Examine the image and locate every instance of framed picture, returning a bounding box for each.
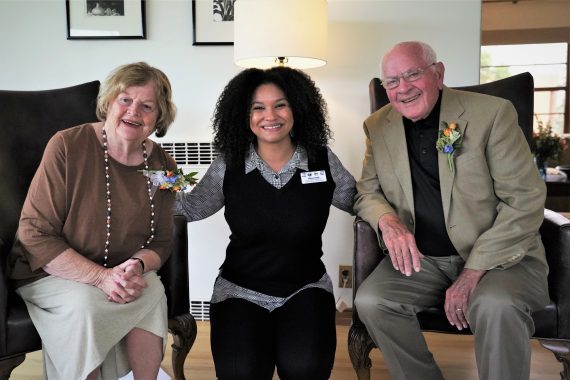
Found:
[66,0,146,40]
[192,0,234,46]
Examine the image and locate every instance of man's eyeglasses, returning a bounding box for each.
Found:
[381,63,437,90]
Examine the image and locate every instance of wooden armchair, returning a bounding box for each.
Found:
[348,73,570,379]
[0,82,196,379]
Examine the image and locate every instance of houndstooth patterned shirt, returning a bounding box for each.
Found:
[175,144,356,310]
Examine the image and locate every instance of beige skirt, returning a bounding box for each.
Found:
[16,272,168,380]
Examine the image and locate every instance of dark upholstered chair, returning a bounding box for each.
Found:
[349,73,570,379]
[0,82,196,380]
[368,72,535,147]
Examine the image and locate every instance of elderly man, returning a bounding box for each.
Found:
[354,41,549,380]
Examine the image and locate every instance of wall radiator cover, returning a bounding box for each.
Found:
[191,300,211,321]
[158,141,221,321]
[159,141,219,165]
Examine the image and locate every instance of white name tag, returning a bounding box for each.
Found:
[301,170,327,184]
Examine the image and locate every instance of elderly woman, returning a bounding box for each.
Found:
[9,62,177,379]
[176,66,356,380]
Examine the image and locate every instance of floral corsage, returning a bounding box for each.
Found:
[435,121,462,173]
[141,168,199,192]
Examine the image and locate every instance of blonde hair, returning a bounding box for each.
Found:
[96,62,176,137]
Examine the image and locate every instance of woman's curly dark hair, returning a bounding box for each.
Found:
[212,66,332,166]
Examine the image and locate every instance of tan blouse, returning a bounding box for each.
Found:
[9,124,176,287]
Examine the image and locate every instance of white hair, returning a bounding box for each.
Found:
[381,41,438,77]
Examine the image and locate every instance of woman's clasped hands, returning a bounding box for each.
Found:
[98,259,148,304]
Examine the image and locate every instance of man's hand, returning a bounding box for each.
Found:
[378,213,423,276]
[444,268,486,330]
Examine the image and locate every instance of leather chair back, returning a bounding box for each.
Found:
[369,72,534,147]
[0,81,100,254]
[0,81,100,357]
[158,215,190,319]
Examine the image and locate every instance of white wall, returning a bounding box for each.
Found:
[0,0,481,307]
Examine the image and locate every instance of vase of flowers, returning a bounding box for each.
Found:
[533,156,548,181]
[531,121,567,180]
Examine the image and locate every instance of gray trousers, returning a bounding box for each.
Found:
[354,255,549,380]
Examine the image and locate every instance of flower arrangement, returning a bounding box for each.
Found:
[436,121,463,173]
[532,121,567,164]
[141,168,199,192]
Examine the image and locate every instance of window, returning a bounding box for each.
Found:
[481,43,569,136]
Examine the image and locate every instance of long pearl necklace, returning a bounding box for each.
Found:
[102,127,155,267]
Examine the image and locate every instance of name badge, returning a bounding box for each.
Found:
[301,170,327,184]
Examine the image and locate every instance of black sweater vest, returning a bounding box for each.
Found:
[222,148,335,297]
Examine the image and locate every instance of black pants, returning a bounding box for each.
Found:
[210,287,336,380]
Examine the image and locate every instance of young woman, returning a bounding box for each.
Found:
[176,66,356,380]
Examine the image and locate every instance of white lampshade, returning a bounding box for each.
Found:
[234,0,328,69]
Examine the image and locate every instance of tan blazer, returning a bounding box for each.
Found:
[354,86,547,271]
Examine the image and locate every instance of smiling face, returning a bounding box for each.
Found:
[104,82,158,144]
[249,83,294,147]
[382,43,445,122]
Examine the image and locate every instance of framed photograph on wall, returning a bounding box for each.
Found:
[192,0,234,46]
[66,0,146,40]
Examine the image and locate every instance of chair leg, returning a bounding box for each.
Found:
[168,313,198,380]
[538,338,570,380]
[348,322,376,380]
[0,354,26,380]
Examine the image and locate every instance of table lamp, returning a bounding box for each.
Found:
[234,0,328,69]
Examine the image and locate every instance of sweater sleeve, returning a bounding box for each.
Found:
[327,147,356,215]
[18,132,72,271]
[175,156,226,222]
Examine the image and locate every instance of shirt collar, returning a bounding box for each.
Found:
[245,143,309,174]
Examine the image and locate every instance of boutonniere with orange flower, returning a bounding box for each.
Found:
[436,121,462,173]
[140,168,199,192]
